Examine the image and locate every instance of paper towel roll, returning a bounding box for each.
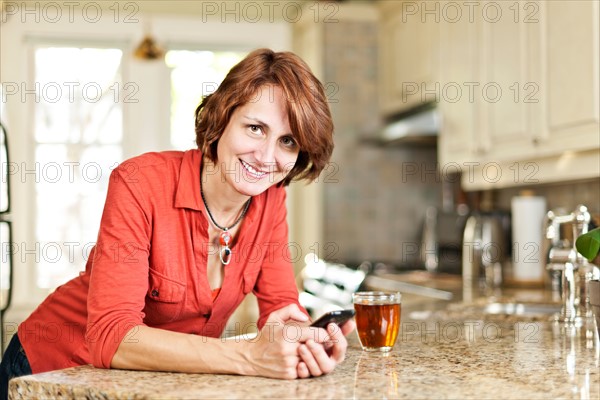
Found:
[511,195,547,282]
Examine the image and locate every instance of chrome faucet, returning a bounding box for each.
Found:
[572,205,600,321]
[544,209,576,303]
[545,205,600,325]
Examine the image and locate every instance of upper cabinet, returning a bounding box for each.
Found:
[476,0,539,163]
[435,0,599,189]
[536,1,600,156]
[378,1,440,116]
[437,4,479,166]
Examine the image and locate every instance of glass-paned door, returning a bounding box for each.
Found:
[33,46,124,289]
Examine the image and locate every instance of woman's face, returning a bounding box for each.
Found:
[216,85,300,197]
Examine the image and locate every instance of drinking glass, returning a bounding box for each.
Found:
[352,291,401,352]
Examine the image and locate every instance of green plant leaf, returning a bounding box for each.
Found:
[575,227,600,262]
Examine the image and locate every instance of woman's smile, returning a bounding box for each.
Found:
[239,159,268,179]
[214,84,300,198]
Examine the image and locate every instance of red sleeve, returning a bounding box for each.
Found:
[254,188,308,329]
[85,163,152,368]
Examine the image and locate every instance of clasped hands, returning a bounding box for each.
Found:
[244,303,355,379]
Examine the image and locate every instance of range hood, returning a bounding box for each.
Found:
[362,103,439,147]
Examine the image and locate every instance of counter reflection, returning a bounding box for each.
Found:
[353,352,399,400]
[552,319,600,399]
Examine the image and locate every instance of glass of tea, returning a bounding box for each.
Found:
[352,291,401,352]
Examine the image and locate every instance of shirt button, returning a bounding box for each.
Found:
[151,289,159,297]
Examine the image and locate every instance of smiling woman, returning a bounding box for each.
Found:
[0,48,351,399]
[208,85,300,199]
[195,48,334,186]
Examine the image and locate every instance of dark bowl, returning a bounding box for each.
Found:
[590,280,600,335]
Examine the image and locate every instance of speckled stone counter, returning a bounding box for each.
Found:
[9,307,600,400]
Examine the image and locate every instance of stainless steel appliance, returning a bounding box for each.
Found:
[420,173,470,275]
[379,104,439,146]
[362,102,439,147]
[462,210,511,289]
[421,206,468,274]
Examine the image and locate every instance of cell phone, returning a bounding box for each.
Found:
[310,309,355,329]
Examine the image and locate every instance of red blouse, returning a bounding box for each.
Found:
[18,150,304,373]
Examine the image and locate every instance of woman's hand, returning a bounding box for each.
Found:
[242,303,309,379]
[296,319,355,379]
[242,304,355,380]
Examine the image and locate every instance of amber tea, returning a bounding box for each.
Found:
[353,292,401,352]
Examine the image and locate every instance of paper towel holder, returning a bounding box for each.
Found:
[510,193,547,286]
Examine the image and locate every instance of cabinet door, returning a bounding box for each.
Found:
[438,14,479,167]
[478,1,539,163]
[379,2,439,115]
[536,0,600,155]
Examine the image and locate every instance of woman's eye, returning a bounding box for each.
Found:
[249,125,262,135]
[281,136,297,148]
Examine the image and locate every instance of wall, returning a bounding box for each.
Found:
[321,19,442,266]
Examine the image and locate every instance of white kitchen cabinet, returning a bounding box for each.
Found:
[437,8,480,168]
[534,1,600,156]
[378,1,440,116]
[477,1,539,163]
[437,0,600,189]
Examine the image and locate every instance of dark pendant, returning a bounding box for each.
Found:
[220,245,232,265]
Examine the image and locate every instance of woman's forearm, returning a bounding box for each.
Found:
[110,325,252,375]
[108,304,350,380]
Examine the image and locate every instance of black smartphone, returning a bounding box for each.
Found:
[310,309,355,329]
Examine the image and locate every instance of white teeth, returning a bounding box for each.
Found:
[241,160,267,178]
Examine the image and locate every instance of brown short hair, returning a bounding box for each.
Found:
[194,48,334,186]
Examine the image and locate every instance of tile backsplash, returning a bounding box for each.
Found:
[493,178,600,220]
[322,20,442,265]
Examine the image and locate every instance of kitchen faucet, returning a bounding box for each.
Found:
[545,205,600,325]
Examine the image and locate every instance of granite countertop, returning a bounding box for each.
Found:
[9,306,600,400]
